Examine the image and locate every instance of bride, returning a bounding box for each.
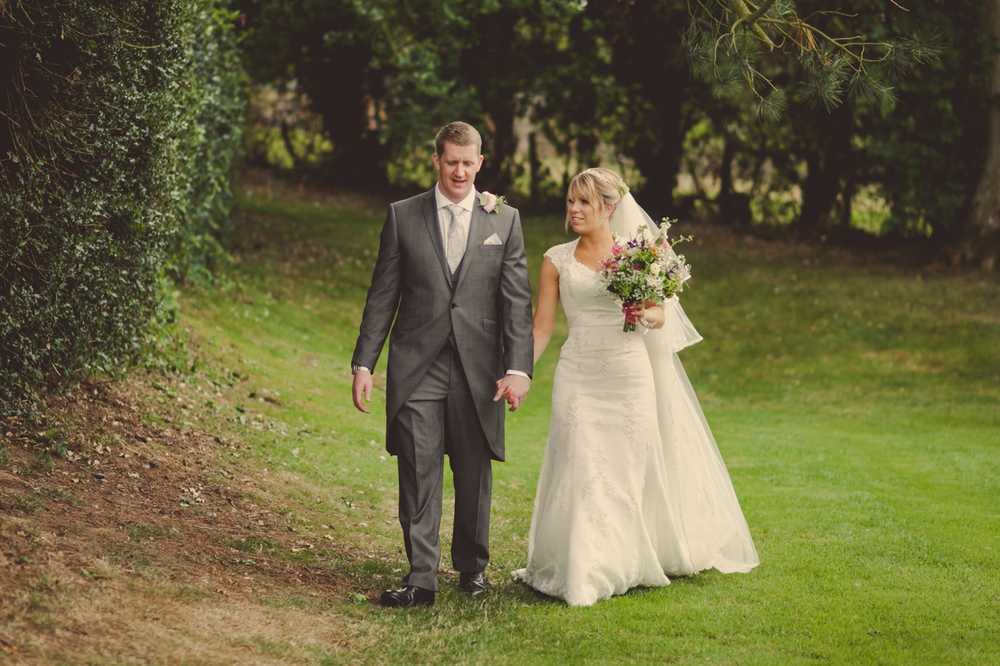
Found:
[511,167,759,607]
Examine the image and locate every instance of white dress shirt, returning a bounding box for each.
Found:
[434,185,475,253]
[433,184,529,382]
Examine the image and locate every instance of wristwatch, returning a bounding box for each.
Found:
[351,363,371,375]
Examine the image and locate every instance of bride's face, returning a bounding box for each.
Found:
[567,192,609,235]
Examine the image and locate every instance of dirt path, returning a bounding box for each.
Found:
[1,376,370,664]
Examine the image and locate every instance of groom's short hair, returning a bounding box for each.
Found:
[435,122,482,156]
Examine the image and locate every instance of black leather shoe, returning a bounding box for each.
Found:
[459,571,488,596]
[380,585,435,608]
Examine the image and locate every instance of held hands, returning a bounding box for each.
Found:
[352,368,374,414]
[356,368,529,414]
[494,374,530,412]
[623,302,665,330]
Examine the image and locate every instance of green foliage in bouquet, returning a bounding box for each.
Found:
[599,220,693,332]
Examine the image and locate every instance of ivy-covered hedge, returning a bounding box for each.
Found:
[0,1,244,414]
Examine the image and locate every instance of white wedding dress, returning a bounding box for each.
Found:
[512,238,759,607]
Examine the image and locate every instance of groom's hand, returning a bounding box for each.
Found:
[494,375,530,412]
[352,369,374,414]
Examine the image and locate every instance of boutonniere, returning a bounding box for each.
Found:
[478,191,507,213]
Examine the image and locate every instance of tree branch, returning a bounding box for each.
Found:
[745,0,778,24]
[727,0,775,49]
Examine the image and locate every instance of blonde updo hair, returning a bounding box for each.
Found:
[565,167,628,232]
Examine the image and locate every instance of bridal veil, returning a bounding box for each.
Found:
[611,192,759,574]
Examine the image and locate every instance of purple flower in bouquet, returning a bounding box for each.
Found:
[598,219,692,332]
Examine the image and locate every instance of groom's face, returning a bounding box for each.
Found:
[433,142,483,204]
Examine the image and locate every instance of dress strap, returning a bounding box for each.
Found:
[543,239,578,275]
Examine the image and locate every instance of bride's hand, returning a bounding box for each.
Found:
[495,376,529,411]
[623,302,664,330]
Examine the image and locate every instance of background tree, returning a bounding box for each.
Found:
[683,0,938,120]
[235,0,999,266]
[524,3,621,201]
[589,0,699,205]
[963,0,1000,268]
[236,0,581,193]
[684,0,998,266]
[853,0,990,247]
[236,0,392,188]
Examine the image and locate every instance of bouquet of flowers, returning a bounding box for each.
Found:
[598,219,692,332]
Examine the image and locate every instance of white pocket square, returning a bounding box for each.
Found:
[483,233,503,246]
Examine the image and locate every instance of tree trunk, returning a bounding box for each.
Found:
[590,0,692,213]
[962,0,1000,270]
[300,42,388,190]
[575,132,598,172]
[279,119,302,171]
[630,114,684,205]
[796,103,854,235]
[481,102,517,194]
[459,8,522,194]
[717,134,751,227]
[528,132,541,206]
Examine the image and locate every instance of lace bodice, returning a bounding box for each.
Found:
[545,239,703,354]
[544,239,625,331]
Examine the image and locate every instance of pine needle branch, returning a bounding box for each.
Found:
[680,0,933,120]
[726,0,776,49]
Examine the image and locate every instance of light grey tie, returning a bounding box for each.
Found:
[445,204,467,273]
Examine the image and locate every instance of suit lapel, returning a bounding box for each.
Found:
[453,192,493,293]
[420,188,452,284]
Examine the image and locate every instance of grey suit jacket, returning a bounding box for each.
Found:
[352,188,534,460]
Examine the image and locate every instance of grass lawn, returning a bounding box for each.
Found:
[4,187,996,665]
[170,189,998,665]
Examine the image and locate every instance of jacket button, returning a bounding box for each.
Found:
[451,303,458,309]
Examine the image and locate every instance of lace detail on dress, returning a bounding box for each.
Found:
[513,239,758,607]
[596,334,613,375]
[542,240,577,277]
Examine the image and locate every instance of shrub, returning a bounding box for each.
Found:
[167,4,245,282]
[0,1,244,414]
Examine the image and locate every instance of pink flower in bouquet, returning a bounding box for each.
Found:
[598,219,692,332]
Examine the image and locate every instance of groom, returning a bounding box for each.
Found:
[351,122,534,607]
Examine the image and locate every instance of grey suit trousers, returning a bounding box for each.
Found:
[390,341,492,591]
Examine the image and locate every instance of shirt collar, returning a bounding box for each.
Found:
[435,184,477,213]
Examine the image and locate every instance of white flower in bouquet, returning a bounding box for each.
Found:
[598,219,693,332]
